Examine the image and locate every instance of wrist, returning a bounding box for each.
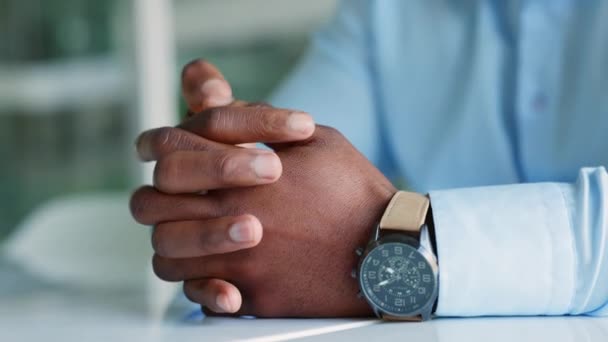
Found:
[342,186,397,316]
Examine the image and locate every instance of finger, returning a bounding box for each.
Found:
[184,279,242,313]
[152,253,228,282]
[135,126,232,162]
[237,103,275,149]
[130,186,221,225]
[238,103,267,148]
[152,215,263,258]
[153,149,281,194]
[235,103,272,149]
[268,124,342,151]
[179,106,315,144]
[186,99,254,118]
[181,59,233,113]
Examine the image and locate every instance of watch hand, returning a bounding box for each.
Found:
[378,279,390,287]
[378,276,400,287]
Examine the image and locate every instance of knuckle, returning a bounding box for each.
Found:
[199,197,225,220]
[151,127,180,155]
[256,110,283,135]
[152,254,180,282]
[202,107,228,134]
[129,186,156,224]
[319,125,341,138]
[197,225,216,255]
[312,125,344,146]
[153,153,181,193]
[216,152,241,182]
[151,224,169,256]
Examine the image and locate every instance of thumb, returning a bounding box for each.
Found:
[181,59,234,114]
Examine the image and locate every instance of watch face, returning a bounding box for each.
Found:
[359,242,437,316]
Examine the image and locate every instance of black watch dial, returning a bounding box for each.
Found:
[359,242,436,316]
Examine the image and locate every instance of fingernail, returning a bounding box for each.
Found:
[135,132,152,161]
[200,79,233,107]
[287,112,314,135]
[216,293,233,313]
[251,153,281,181]
[229,222,254,243]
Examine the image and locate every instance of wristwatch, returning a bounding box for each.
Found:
[354,191,439,321]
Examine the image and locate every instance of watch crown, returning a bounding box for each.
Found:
[351,268,357,279]
[355,247,364,256]
[357,291,364,299]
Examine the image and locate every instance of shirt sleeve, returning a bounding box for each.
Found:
[269,0,387,170]
[429,167,608,316]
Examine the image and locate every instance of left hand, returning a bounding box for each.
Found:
[135,122,397,317]
[133,59,320,315]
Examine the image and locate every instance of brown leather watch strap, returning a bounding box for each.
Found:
[379,191,429,234]
[377,191,431,322]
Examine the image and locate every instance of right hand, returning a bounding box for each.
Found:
[131,59,315,314]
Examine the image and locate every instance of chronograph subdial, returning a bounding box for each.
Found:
[377,257,421,296]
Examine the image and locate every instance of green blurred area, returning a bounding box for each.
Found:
[0,0,314,239]
[0,0,113,62]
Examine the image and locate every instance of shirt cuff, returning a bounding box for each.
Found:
[429,183,575,316]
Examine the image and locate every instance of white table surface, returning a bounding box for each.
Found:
[2,263,608,342]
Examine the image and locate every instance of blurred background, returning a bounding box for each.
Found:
[0,0,338,241]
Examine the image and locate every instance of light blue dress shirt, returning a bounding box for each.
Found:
[270,0,608,317]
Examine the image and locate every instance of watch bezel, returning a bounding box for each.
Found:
[357,227,439,319]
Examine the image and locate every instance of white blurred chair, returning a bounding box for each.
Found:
[1,192,151,290]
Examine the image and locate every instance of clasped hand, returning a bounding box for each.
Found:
[130,60,396,317]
